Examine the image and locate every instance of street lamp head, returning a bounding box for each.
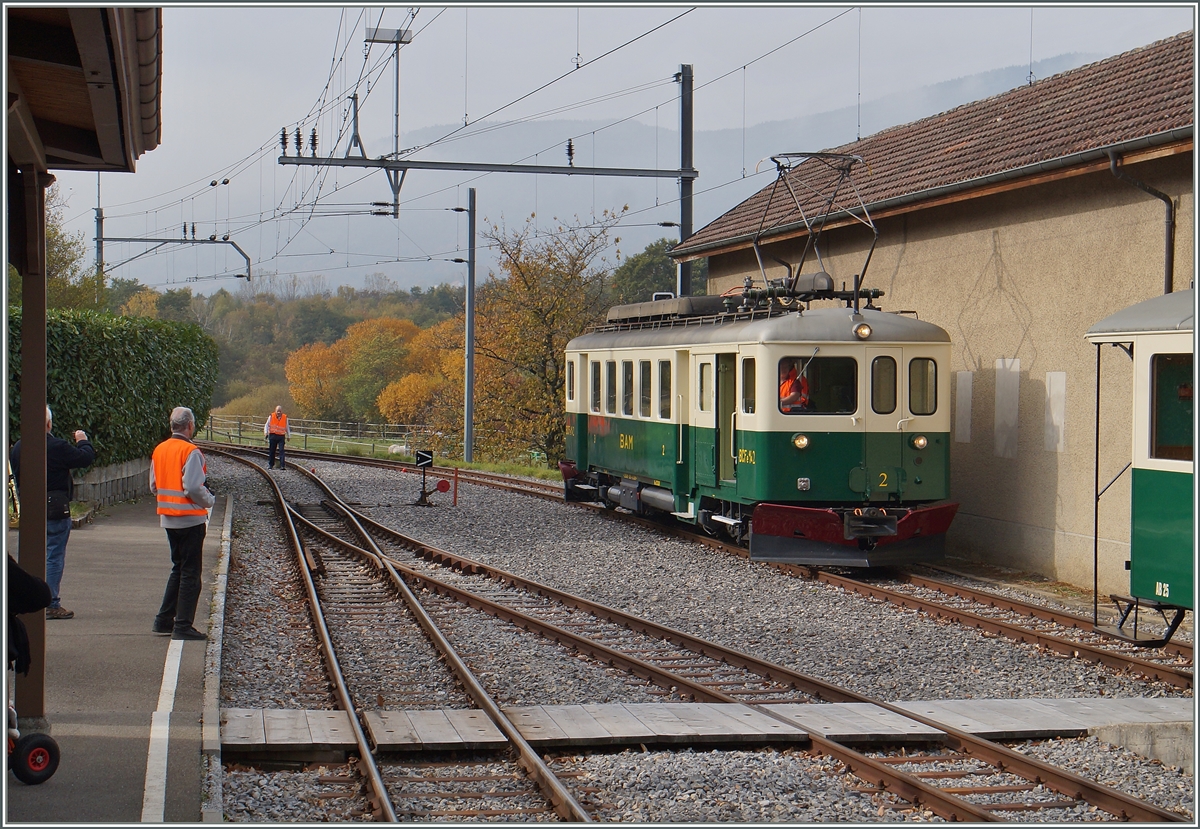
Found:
[365,27,413,44]
[658,221,679,227]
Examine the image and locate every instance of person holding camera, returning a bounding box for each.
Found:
[9,406,95,620]
[149,407,215,641]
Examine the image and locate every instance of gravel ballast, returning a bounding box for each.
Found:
[207,454,1193,822]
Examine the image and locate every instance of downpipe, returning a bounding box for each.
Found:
[1107,149,1175,294]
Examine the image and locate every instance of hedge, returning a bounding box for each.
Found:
[8,308,220,467]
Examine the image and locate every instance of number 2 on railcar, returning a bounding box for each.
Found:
[1086,288,1194,646]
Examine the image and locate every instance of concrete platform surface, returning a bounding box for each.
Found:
[6,495,225,823]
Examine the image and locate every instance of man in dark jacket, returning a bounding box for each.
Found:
[10,406,95,620]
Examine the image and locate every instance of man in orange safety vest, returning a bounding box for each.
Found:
[263,405,291,470]
[150,406,215,641]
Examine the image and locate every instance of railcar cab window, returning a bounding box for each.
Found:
[590,361,601,413]
[872,356,897,415]
[779,357,857,414]
[909,358,937,415]
[621,360,634,416]
[1152,353,1193,461]
[566,359,575,402]
[605,361,617,414]
[742,358,756,414]
[658,360,672,418]
[639,361,652,417]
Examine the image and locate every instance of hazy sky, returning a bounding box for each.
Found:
[52,4,1195,294]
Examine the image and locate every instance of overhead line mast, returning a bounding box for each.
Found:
[280,33,698,460]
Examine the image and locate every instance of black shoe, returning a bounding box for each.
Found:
[152,619,172,634]
[171,626,207,641]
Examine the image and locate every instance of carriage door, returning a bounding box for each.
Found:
[692,354,717,487]
[717,353,737,484]
[862,348,904,501]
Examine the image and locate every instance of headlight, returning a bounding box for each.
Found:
[852,322,872,340]
[792,434,810,450]
[910,435,928,450]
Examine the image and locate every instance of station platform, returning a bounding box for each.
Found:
[5,494,230,824]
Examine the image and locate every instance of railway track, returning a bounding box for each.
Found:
[213,445,1189,822]
[205,442,1193,688]
[219,447,591,821]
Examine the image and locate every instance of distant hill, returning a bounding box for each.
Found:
[350,52,1103,290]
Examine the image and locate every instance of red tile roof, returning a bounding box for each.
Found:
[674,30,1194,259]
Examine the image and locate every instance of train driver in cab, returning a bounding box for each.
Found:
[779,360,809,413]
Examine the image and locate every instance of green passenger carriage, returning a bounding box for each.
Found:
[561,286,959,568]
[1086,288,1194,646]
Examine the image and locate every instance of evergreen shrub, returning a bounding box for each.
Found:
[8,308,220,466]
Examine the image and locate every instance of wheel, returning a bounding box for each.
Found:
[11,733,59,784]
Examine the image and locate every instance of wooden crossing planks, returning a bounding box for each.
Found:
[223,697,1193,752]
[766,702,942,743]
[221,708,356,751]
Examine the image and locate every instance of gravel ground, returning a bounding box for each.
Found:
[207,454,1194,822]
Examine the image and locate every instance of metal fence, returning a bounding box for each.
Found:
[204,415,439,458]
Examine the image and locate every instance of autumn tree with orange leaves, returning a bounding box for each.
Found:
[376,213,621,462]
[470,210,622,462]
[286,316,421,421]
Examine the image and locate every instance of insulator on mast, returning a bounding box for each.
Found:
[280,128,288,156]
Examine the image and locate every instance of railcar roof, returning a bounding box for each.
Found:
[568,305,950,350]
[1085,289,1194,340]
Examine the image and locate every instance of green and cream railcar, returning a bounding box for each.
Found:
[1086,288,1193,645]
[562,294,959,567]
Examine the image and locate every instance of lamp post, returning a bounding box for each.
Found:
[451,188,476,462]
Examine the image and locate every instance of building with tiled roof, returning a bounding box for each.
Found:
[673,31,1194,593]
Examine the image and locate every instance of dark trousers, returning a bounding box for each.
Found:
[155,522,207,632]
[267,434,286,468]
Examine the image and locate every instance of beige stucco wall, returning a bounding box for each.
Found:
[705,154,1194,594]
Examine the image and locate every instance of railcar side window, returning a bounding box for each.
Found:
[566,359,575,402]
[872,357,897,415]
[1152,353,1193,461]
[658,360,672,418]
[742,358,756,413]
[605,361,617,414]
[590,361,601,412]
[621,361,634,416]
[639,361,652,417]
[779,357,857,414]
[699,362,712,412]
[909,358,937,415]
